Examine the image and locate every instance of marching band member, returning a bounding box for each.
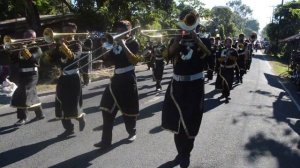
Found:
[216,37,238,103]
[234,34,248,84]
[246,32,257,71]
[161,9,211,168]
[150,38,166,91]
[80,38,93,86]
[45,22,86,137]
[94,20,141,149]
[11,29,45,126]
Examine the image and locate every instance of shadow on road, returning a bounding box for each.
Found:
[264,73,283,90]
[83,106,100,114]
[157,159,179,168]
[244,132,300,168]
[204,89,223,113]
[0,136,74,167]
[48,139,131,168]
[0,124,19,135]
[149,125,163,134]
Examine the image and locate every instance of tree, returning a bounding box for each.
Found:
[226,0,257,34]
[266,1,300,56]
[245,19,259,32]
[207,6,239,37]
[23,0,42,33]
[226,0,252,18]
[218,24,225,40]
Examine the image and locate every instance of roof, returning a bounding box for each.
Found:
[0,14,74,32]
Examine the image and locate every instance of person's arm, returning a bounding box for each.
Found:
[19,46,42,63]
[191,31,211,57]
[120,39,141,65]
[59,41,82,60]
[168,37,180,57]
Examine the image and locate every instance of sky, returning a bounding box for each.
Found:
[199,0,293,32]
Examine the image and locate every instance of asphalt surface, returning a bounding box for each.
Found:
[1,50,300,168]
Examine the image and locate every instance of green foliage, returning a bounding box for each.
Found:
[218,25,226,40]
[245,20,259,32]
[264,1,300,57]
[226,0,252,18]
[207,6,239,37]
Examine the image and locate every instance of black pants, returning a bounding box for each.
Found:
[207,69,213,80]
[246,57,252,70]
[101,108,136,144]
[17,106,43,119]
[174,126,195,157]
[62,119,74,131]
[156,80,162,89]
[235,66,245,81]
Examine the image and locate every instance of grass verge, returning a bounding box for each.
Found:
[263,54,290,80]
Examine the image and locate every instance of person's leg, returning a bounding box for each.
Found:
[156,80,162,90]
[15,108,28,126]
[123,115,137,141]
[174,127,195,168]
[33,105,45,120]
[76,113,86,131]
[57,119,75,137]
[94,108,118,148]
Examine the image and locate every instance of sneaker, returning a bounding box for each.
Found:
[94,141,112,149]
[128,134,136,142]
[57,130,74,138]
[15,119,28,126]
[78,113,86,131]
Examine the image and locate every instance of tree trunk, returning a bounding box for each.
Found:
[0,0,9,20]
[23,0,42,34]
[60,0,77,13]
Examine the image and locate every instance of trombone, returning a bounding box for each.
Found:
[1,28,97,52]
[62,26,141,73]
[140,29,206,38]
[1,35,45,51]
[43,28,91,43]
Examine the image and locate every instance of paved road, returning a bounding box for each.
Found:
[1,51,300,168]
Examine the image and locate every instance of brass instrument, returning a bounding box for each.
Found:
[178,9,199,31]
[62,26,141,72]
[141,29,203,38]
[141,11,204,39]
[1,35,44,51]
[237,42,245,50]
[43,28,91,43]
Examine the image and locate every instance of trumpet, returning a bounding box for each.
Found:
[62,26,141,72]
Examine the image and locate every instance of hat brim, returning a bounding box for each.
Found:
[177,19,199,31]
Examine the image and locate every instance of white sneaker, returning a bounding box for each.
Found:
[128,134,136,142]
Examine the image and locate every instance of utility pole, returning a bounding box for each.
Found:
[275,0,284,56]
